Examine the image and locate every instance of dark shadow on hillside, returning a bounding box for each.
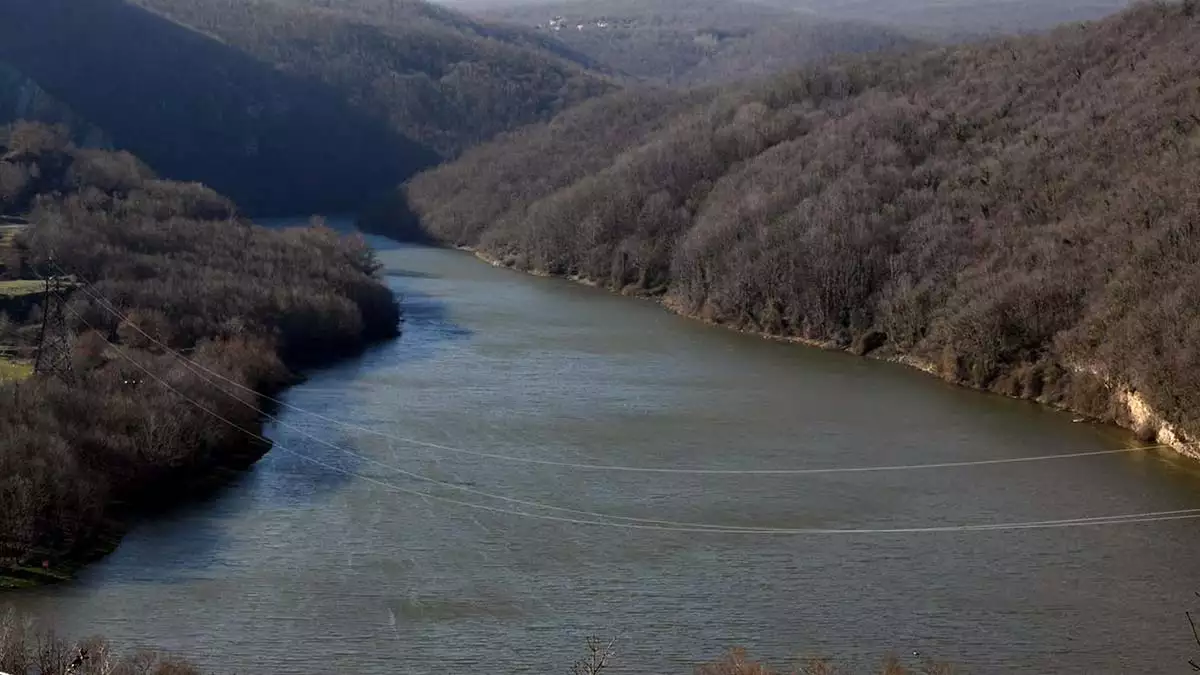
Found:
[356,186,438,244]
[0,0,439,217]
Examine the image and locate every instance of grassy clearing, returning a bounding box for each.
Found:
[0,224,27,251]
[0,356,33,381]
[0,565,72,589]
[0,278,42,297]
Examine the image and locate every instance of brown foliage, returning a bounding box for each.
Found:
[0,124,399,572]
[407,2,1200,440]
[128,0,614,159]
[0,608,204,675]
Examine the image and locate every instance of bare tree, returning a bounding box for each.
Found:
[572,636,617,675]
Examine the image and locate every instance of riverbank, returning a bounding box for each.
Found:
[0,340,399,590]
[13,240,1200,674]
[463,245,1196,462]
[402,2,1200,470]
[0,123,402,589]
[0,302,401,591]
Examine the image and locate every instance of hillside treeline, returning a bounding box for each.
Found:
[0,63,109,148]
[132,0,614,157]
[405,2,1200,443]
[484,0,918,85]
[0,122,399,576]
[0,0,611,216]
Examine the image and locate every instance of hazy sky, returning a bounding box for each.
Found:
[436,0,1135,36]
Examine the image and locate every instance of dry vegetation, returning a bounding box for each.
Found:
[0,122,400,582]
[130,0,614,158]
[404,1,1200,445]
[0,0,612,216]
[0,358,32,382]
[2,620,954,675]
[0,608,202,675]
[0,280,42,297]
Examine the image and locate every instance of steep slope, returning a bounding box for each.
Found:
[405,3,1200,450]
[133,0,615,156]
[267,0,609,69]
[0,0,612,215]
[0,63,110,148]
[482,0,919,84]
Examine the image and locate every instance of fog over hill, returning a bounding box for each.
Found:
[772,0,1137,38]
[444,0,1137,40]
[479,0,919,84]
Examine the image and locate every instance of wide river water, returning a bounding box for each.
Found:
[8,235,1200,673]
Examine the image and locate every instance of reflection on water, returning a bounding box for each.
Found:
[7,234,1200,674]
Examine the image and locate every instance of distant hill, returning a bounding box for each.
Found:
[0,63,111,148]
[481,0,919,84]
[404,3,1200,446]
[132,0,615,156]
[261,0,609,69]
[0,0,613,215]
[767,0,1136,39]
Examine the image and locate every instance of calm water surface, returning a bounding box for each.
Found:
[8,235,1200,673]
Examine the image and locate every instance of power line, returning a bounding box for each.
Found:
[53,287,1200,536]
[54,299,787,531]
[52,261,1184,476]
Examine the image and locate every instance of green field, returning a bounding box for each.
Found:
[0,279,43,297]
[0,564,73,589]
[0,223,27,247]
[0,357,33,381]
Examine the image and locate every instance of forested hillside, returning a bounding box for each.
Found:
[0,63,110,148]
[0,0,612,215]
[132,0,614,156]
[405,2,1200,447]
[0,122,399,583]
[483,0,918,84]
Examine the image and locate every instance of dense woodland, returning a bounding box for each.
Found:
[0,0,1196,668]
[0,0,612,215]
[0,0,1142,219]
[0,122,399,579]
[131,0,614,156]
[405,1,1200,445]
[0,64,109,148]
[483,0,918,85]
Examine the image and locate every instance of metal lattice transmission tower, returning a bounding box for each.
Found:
[34,267,75,382]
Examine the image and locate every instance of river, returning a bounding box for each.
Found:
[7,234,1200,673]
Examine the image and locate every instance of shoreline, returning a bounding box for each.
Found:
[460,245,1197,462]
[0,325,401,591]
